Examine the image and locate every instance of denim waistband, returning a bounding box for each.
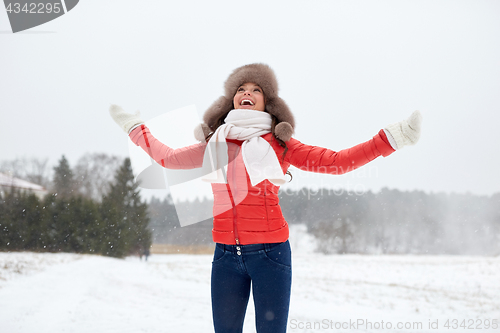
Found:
[216,241,286,254]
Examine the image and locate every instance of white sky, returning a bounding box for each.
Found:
[1,0,499,196]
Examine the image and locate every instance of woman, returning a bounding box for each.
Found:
[109,63,422,333]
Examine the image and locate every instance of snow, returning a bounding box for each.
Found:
[1,230,499,332]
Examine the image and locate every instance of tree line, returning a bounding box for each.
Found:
[2,155,499,256]
[0,155,151,258]
[147,188,500,256]
[283,188,500,255]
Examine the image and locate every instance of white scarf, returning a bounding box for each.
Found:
[202,109,288,186]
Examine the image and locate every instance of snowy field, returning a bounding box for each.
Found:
[1,230,499,333]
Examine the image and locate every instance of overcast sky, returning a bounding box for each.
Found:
[1,0,499,197]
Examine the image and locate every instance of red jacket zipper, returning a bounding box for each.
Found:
[228,146,241,245]
[264,184,269,231]
[226,183,239,245]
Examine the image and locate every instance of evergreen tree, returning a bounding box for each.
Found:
[0,190,43,251]
[0,194,8,248]
[0,189,19,249]
[42,194,77,252]
[19,193,44,250]
[38,193,103,253]
[52,155,77,199]
[73,197,105,254]
[100,158,151,257]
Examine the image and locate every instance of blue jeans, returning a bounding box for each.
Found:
[211,241,292,333]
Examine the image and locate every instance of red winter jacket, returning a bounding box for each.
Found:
[129,125,395,245]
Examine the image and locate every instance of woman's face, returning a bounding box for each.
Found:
[233,82,266,111]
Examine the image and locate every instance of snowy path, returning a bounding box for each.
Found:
[0,252,499,333]
[0,253,214,332]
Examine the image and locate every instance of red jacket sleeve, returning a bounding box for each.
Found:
[285,130,395,174]
[129,125,206,169]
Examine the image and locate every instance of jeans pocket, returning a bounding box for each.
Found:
[212,246,226,264]
[264,241,291,270]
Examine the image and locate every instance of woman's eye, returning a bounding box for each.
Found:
[254,89,261,92]
[238,88,244,92]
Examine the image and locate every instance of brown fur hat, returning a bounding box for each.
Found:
[194,63,295,142]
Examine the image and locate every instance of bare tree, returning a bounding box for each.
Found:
[0,157,52,189]
[74,153,123,201]
[25,157,51,188]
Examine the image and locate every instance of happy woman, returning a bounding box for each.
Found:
[109,63,422,333]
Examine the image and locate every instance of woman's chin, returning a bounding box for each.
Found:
[234,105,265,111]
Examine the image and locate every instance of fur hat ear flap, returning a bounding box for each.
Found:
[274,122,294,142]
[194,123,211,141]
[266,97,295,128]
[266,96,295,141]
[203,96,233,131]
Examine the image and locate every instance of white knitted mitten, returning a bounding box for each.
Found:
[384,110,423,150]
[109,104,144,134]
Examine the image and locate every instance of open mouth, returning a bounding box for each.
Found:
[240,99,254,106]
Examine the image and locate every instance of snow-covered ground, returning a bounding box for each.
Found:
[1,228,499,333]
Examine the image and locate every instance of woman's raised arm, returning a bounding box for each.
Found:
[285,130,395,174]
[285,110,422,174]
[129,125,206,169]
[109,104,206,170]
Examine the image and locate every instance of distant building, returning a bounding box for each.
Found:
[0,172,48,200]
